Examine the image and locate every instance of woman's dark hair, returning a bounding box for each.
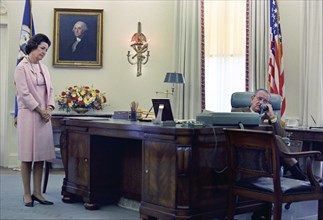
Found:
[25,33,51,54]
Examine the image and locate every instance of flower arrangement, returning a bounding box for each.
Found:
[56,85,107,113]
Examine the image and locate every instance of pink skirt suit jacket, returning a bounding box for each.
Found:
[14,58,55,162]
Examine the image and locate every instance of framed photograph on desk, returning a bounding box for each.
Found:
[152,99,174,121]
[53,8,103,68]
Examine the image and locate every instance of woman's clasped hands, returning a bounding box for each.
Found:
[35,106,52,122]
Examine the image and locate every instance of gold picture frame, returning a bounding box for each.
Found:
[53,8,103,68]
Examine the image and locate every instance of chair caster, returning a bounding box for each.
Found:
[284,202,291,210]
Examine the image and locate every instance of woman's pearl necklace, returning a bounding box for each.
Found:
[26,56,39,75]
[27,56,38,64]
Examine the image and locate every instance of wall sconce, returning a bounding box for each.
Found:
[127,22,150,77]
[156,72,185,98]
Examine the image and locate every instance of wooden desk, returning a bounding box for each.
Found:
[58,118,268,219]
[285,127,323,160]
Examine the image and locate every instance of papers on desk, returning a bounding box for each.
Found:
[285,119,299,127]
[66,117,109,121]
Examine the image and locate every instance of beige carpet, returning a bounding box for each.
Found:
[0,169,319,220]
[0,173,140,220]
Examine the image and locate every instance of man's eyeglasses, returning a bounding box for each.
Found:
[255,96,269,104]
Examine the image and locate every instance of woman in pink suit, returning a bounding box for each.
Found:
[14,33,55,207]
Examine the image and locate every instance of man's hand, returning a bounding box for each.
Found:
[264,103,277,122]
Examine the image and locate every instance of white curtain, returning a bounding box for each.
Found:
[173,0,201,119]
[247,0,270,91]
[299,1,323,127]
[205,57,245,112]
[205,1,245,57]
[204,0,246,112]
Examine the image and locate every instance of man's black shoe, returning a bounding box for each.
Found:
[289,162,307,181]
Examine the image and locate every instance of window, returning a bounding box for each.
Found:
[204,1,246,112]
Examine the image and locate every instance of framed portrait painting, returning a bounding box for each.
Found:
[53,8,103,68]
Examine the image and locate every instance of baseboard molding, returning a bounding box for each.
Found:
[7,153,19,168]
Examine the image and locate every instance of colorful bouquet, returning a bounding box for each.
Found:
[56,85,107,113]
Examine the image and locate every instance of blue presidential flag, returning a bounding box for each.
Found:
[14,0,35,126]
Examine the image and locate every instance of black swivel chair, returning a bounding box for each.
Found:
[231,91,282,121]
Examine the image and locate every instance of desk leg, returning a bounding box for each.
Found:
[84,202,100,210]
[61,178,77,203]
[60,129,67,178]
[61,191,76,203]
[61,178,100,210]
[140,214,158,220]
[60,130,73,203]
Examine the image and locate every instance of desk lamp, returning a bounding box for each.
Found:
[156,72,185,98]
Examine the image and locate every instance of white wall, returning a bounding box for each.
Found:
[1,0,306,167]
[1,0,176,167]
[7,0,176,112]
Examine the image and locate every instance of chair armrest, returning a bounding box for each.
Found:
[281,150,322,188]
[281,150,322,160]
[304,156,322,188]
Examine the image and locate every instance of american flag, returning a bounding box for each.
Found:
[14,0,35,127]
[268,0,286,122]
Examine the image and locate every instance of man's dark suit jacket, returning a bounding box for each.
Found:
[232,106,286,137]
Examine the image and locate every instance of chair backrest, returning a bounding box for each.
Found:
[231,92,282,119]
[223,128,282,182]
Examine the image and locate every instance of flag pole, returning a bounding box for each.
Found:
[267,0,286,126]
[14,0,35,127]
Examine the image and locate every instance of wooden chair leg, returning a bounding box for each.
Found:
[42,161,50,193]
[318,199,323,220]
[251,202,272,220]
[273,203,282,220]
[227,193,235,220]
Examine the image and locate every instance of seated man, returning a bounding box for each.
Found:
[232,88,306,180]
